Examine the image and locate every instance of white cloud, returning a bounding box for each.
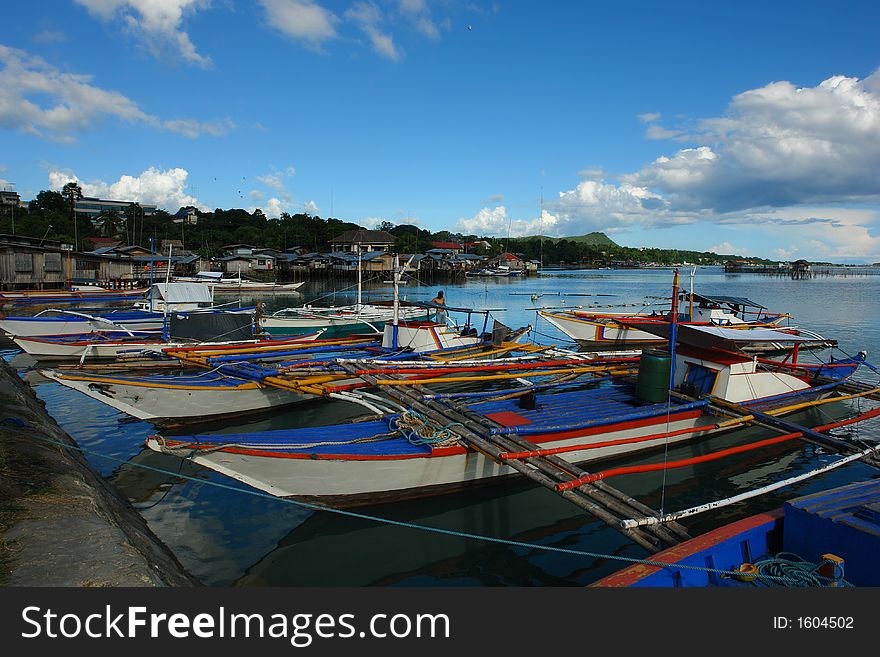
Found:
[630,70,880,212]
[455,206,559,237]
[303,200,319,215]
[256,165,296,192]
[249,189,265,203]
[0,45,148,142]
[708,241,748,255]
[75,0,212,67]
[0,45,233,141]
[638,112,661,123]
[162,117,235,138]
[264,197,285,218]
[33,30,67,44]
[645,124,683,140]
[48,166,206,211]
[397,0,441,41]
[260,0,338,50]
[346,2,401,61]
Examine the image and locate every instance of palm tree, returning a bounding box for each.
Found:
[61,182,83,250]
[124,202,141,245]
[97,209,124,238]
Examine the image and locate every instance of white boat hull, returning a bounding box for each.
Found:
[0,315,164,338]
[42,371,306,424]
[146,412,715,501]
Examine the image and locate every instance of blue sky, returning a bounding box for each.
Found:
[1,0,879,261]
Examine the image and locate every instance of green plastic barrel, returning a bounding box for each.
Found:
[635,349,672,403]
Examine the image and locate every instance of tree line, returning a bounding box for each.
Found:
[0,184,760,265]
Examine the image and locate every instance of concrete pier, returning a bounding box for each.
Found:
[0,358,196,586]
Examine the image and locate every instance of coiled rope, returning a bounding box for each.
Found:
[751,552,852,587]
[389,409,464,447]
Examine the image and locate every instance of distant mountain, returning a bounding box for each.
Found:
[538,232,618,247]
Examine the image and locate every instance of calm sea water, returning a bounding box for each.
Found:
[6,267,880,586]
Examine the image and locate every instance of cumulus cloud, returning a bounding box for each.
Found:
[0,45,233,141]
[48,166,206,211]
[260,0,338,51]
[303,200,319,215]
[629,71,880,212]
[456,206,559,238]
[251,166,297,216]
[483,70,880,260]
[708,241,749,255]
[346,2,401,61]
[256,165,296,193]
[75,0,212,67]
[0,45,148,142]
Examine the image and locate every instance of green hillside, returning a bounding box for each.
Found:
[541,232,618,247]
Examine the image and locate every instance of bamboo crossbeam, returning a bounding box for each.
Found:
[559,405,880,491]
[372,365,624,386]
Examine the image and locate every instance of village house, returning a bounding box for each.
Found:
[488,252,525,272]
[330,230,395,253]
[0,233,133,290]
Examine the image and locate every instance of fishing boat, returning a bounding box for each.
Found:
[12,315,324,361]
[174,271,305,294]
[41,368,312,425]
[466,265,521,278]
[539,291,833,353]
[146,319,876,504]
[41,314,534,423]
[591,478,880,587]
[0,308,166,338]
[258,302,429,338]
[0,283,253,340]
[0,287,150,306]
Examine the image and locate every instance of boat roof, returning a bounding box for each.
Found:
[688,292,765,309]
[153,282,213,303]
[620,321,826,352]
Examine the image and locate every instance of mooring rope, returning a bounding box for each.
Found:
[2,427,855,587]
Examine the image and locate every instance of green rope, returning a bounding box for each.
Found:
[390,409,465,446]
[751,552,852,587]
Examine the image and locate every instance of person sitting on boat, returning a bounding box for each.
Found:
[431,291,447,324]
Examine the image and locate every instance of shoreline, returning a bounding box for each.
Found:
[0,357,197,587]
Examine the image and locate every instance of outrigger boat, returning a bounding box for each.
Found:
[42,311,535,423]
[0,309,166,338]
[14,317,323,360]
[0,286,150,306]
[539,291,834,353]
[0,282,253,339]
[146,316,877,505]
[174,271,306,294]
[258,302,430,338]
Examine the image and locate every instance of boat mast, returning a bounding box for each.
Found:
[162,243,172,339]
[148,237,154,311]
[668,269,680,391]
[392,253,400,349]
[689,266,695,321]
[357,246,363,311]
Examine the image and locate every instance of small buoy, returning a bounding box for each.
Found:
[734,563,758,582]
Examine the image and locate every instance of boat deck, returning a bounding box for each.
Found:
[170,382,690,457]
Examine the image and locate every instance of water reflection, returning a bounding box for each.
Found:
[6,266,880,586]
